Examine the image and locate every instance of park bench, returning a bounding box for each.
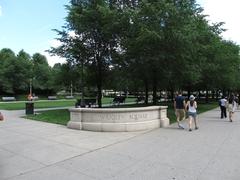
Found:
[136,96,145,104]
[65,96,74,99]
[75,98,97,108]
[48,96,57,100]
[2,97,16,101]
[32,96,39,100]
[112,96,126,105]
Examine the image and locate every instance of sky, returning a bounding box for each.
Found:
[0,0,69,66]
[0,0,239,66]
[197,0,240,44]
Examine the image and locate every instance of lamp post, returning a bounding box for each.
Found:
[80,60,85,107]
[29,79,32,96]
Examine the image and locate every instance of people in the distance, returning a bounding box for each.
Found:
[219,96,227,119]
[174,91,186,129]
[228,94,237,122]
[185,95,198,131]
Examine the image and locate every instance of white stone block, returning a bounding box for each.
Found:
[101,123,126,132]
[68,106,169,132]
[82,122,102,132]
[67,121,82,130]
[160,118,170,127]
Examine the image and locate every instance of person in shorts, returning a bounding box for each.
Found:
[228,94,237,122]
[186,95,198,131]
[174,91,186,129]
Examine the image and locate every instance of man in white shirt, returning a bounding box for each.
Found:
[219,96,227,118]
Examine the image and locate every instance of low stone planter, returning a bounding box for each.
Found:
[67,106,169,132]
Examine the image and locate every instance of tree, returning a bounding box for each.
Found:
[32,53,53,94]
[52,62,80,93]
[16,50,33,93]
[0,48,17,94]
[50,0,121,107]
[119,0,207,104]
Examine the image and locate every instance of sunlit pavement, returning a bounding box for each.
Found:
[0,107,240,180]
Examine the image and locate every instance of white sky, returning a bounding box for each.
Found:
[198,0,240,45]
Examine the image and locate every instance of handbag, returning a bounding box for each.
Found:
[0,113,4,121]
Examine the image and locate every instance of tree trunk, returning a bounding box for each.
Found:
[152,76,157,105]
[211,90,215,100]
[198,90,201,99]
[144,80,149,105]
[205,90,209,103]
[216,90,220,100]
[222,89,226,97]
[80,61,85,107]
[187,89,191,99]
[170,89,174,103]
[96,55,102,108]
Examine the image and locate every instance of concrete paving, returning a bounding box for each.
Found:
[0,107,240,180]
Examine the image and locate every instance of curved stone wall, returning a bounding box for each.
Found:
[67,106,169,132]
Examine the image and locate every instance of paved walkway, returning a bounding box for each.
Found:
[0,108,240,180]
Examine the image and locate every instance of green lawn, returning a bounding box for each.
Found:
[0,97,137,110]
[24,101,218,126]
[0,100,76,110]
[25,109,70,125]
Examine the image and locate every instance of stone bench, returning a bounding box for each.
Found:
[65,96,74,99]
[48,96,57,100]
[68,106,169,132]
[2,97,16,101]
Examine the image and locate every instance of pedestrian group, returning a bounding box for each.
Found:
[174,91,238,132]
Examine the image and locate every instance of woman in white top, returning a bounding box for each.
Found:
[185,95,198,131]
[228,94,237,122]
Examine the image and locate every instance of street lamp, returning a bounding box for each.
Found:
[29,79,32,96]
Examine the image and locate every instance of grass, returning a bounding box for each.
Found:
[24,101,218,126]
[0,97,137,110]
[0,100,76,110]
[25,109,70,126]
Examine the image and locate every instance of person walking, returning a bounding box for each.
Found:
[186,95,198,131]
[219,96,227,119]
[228,94,237,122]
[174,91,186,129]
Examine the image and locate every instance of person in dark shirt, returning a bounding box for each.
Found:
[174,91,186,129]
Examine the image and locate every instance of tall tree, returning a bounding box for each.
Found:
[0,49,17,94]
[32,53,53,94]
[16,50,33,93]
[50,0,121,107]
